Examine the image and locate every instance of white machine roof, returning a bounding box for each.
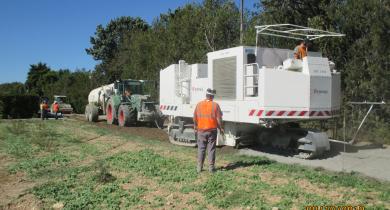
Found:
[255,24,345,41]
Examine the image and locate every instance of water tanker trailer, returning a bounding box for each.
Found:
[159,24,344,158]
[85,79,160,126]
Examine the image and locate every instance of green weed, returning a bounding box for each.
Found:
[196,171,270,209]
[107,149,198,183]
[122,186,147,208]
[8,152,72,177]
[93,160,116,183]
[1,135,39,158]
[33,173,148,210]
[152,195,166,207]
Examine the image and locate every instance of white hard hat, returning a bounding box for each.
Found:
[206,88,216,96]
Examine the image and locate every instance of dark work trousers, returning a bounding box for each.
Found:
[41,110,48,120]
[197,129,217,167]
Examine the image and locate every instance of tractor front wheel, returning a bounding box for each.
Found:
[118,105,135,127]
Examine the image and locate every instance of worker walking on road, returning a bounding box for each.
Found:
[40,100,49,120]
[294,40,307,60]
[52,101,60,120]
[193,88,223,173]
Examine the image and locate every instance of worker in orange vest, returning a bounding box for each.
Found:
[52,101,60,120]
[40,100,49,120]
[193,88,223,173]
[294,40,308,60]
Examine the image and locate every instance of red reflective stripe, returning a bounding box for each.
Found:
[299,111,307,116]
[277,111,285,116]
[324,111,330,116]
[257,110,263,116]
[310,111,316,116]
[249,109,256,116]
[317,111,324,116]
[266,111,274,116]
[160,105,163,110]
[288,111,296,116]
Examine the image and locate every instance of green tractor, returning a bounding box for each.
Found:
[85,79,161,127]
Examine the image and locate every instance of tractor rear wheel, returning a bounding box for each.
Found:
[89,104,99,122]
[106,99,117,125]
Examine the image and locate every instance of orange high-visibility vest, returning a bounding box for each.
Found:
[53,103,59,112]
[40,103,48,110]
[194,100,222,131]
[295,45,307,59]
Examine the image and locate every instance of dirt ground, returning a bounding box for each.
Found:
[70,114,168,141]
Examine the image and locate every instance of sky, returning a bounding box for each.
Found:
[0,0,257,84]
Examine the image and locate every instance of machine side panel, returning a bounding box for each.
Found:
[212,56,237,100]
[331,73,341,113]
[260,69,309,109]
[190,64,210,105]
[208,47,244,101]
[160,65,180,116]
[309,76,332,109]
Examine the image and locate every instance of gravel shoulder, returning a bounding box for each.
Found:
[239,141,390,181]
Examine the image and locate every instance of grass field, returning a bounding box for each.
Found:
[0,119,389,209]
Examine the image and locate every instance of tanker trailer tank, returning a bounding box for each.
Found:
[85,84,114,122]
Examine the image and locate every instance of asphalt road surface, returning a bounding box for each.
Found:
[239,141,390,182]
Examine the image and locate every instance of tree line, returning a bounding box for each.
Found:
[0,0,388,141]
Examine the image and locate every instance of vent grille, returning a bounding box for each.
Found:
[213,56,236,99]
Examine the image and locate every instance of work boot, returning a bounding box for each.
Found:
[209,165,216,173]
[197,164,203,173]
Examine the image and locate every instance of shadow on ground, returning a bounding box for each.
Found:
[219,159,274,171]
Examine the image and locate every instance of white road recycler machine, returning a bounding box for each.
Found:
[159,24,344,158]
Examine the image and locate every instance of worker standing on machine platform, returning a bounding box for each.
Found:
[193,88,224,173]
[52,101,59,120]
[294,40,307,60]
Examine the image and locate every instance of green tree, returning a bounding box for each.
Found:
[0,82,26,95]
[25,62,52,96]
[201,0,240,51]
[86,17,149,82]
[101,0,242,88]
[86,16,149,62]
